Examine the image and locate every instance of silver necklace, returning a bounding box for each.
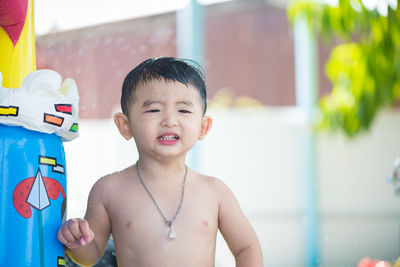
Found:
[135,160,187,240]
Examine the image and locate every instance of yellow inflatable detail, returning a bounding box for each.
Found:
[0,0,36,89]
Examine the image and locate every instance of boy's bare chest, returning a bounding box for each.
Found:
[105,180,219,265]
[108,183,218,234]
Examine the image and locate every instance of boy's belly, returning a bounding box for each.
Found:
[111,219,218,267]
[114,242,216,267]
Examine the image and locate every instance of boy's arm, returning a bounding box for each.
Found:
[216,179,263,267]
[58,177,111,266]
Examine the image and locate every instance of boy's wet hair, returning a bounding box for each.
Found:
[121,57,207,116]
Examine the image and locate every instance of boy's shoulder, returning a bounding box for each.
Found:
[90,165,135,193]
[189,169,231,195]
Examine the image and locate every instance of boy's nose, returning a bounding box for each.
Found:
[161,112,178,127]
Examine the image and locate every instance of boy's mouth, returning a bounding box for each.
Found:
[158,134,179,141]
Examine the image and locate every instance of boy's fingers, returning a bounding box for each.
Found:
[57,218,92,248]
[60,222,77,243]
[67,218,83,240]
[57,227,70,245]
[78,219,94,245]
[58,224,80,248]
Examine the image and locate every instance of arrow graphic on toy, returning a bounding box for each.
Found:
[13,156,66,219]
[26,169,50,210]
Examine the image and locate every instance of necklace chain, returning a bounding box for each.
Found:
[135,160,187,229]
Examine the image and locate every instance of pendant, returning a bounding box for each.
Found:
[167,225,176,240]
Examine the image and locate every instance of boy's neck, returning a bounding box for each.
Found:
[136,156,187,183]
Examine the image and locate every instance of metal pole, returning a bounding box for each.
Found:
[293,13,320,267]
[176,0,204,64]
[176,0,205,171]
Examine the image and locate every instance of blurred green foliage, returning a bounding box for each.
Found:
[287,0,400,137]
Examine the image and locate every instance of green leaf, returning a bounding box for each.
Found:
[287,0,400,137]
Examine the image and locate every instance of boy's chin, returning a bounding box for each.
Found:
[151,147,191,159]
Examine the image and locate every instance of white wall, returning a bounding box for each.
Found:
[316,110,400,266]
[64,107,400,267]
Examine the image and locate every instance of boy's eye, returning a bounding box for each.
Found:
[179,110,191,114]
[145,109,160,113]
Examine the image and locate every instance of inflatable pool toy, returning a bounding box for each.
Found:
[0,0,79,266]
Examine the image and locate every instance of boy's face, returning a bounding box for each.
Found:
[115,79,212,160]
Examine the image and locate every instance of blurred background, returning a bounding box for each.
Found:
[34,0,400,266]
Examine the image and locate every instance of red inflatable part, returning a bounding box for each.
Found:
[13,176,66,219]
[0,0,28,45]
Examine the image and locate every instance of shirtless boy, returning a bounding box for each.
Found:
[57,57,263,266]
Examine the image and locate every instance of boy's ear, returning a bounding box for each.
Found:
[114,112,133,140]
[198,116,212,140]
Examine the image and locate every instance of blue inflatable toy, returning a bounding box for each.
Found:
[0,125,67,266]
[0,67,79,267]
[0,1,79,265]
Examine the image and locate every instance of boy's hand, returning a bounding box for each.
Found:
[57,218,95,249]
